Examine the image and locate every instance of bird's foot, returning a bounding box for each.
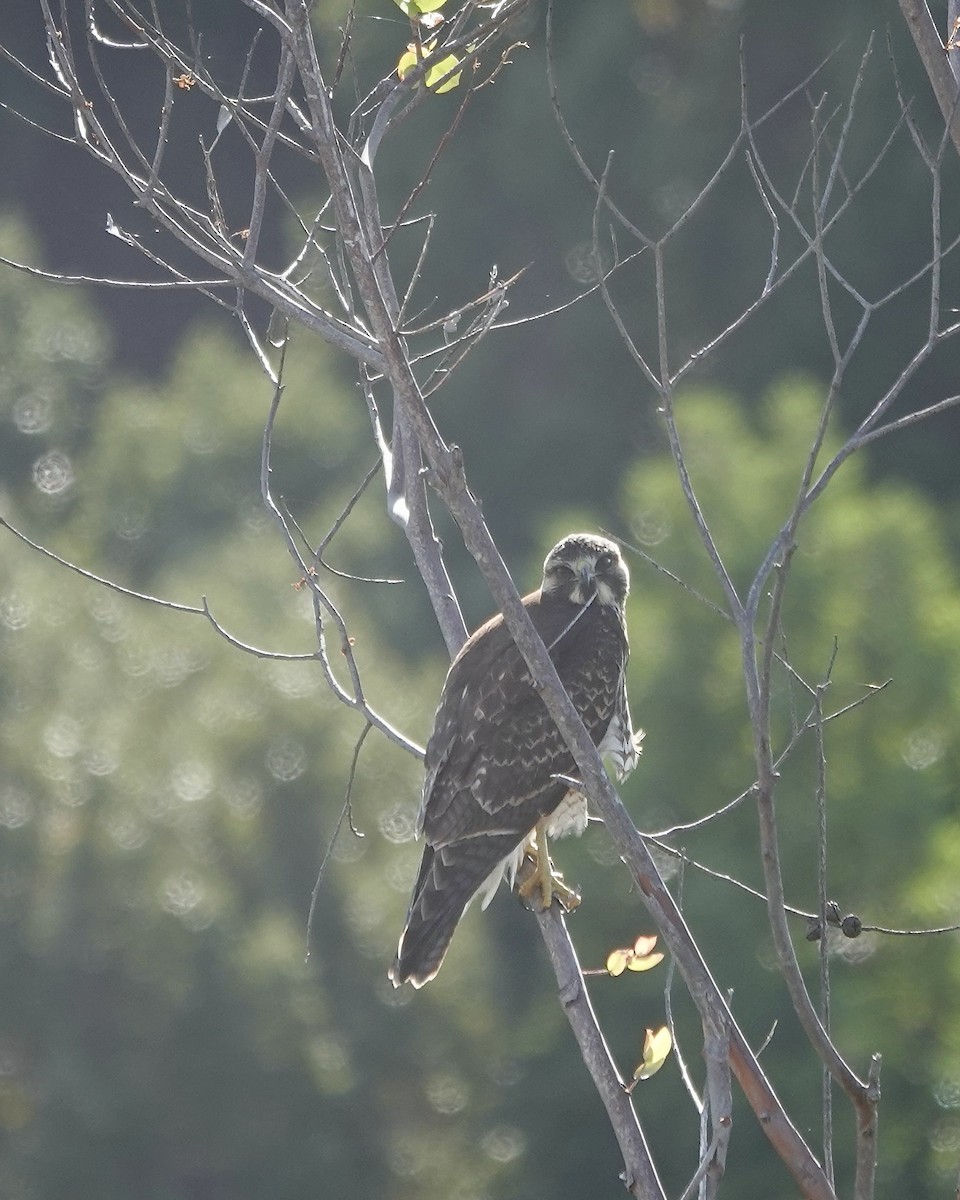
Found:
[516,845,581,913]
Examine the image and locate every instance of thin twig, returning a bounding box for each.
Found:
[0,515,204,614]
[305,722,370,959]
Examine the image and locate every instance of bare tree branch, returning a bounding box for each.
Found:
[897,0,960,156]
[537,908,667,1200]
[6,6,960,1197]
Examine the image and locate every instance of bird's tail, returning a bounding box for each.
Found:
[389,832,521,988]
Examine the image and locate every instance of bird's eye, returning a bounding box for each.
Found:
[552,563,575,578]
[595,551,615,571]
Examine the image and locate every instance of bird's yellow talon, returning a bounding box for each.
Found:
[516,820,581,912]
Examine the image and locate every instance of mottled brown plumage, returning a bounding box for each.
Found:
[389,534,641,988]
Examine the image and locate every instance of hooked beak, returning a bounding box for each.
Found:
[578,563,597,600]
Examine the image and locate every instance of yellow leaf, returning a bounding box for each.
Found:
[633,1026,672,1081]
[606,948,630,977]
[627,951,665,972]
[397,45,420,81]
[603,934,663,977]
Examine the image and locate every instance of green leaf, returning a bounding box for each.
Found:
[392,0,449,14]
[397,43,462,94]
[424,54,461,93]
[396,46,420,81]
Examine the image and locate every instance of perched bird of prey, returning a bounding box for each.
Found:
[389,532,641,988]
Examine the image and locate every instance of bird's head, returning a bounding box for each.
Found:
[541,533,629,608]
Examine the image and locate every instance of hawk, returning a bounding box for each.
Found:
[389,532,641,988]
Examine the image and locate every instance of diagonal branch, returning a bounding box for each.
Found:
[897,0,960,157]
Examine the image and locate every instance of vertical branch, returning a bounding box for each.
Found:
[699,1024,732,1199]
[751,684,869,1113]
[928,131,945,339]
[283,0,467,654]
[855,1057,882,1200]
[814,684,834,1190]
[651,245,743,626]
[243,45,297,267]
[810,98,842,370]
[355,87,471,656]
[397,428,469,657]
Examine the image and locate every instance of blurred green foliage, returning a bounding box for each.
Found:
[3,214,960,1198]
[1,2,960,1199]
